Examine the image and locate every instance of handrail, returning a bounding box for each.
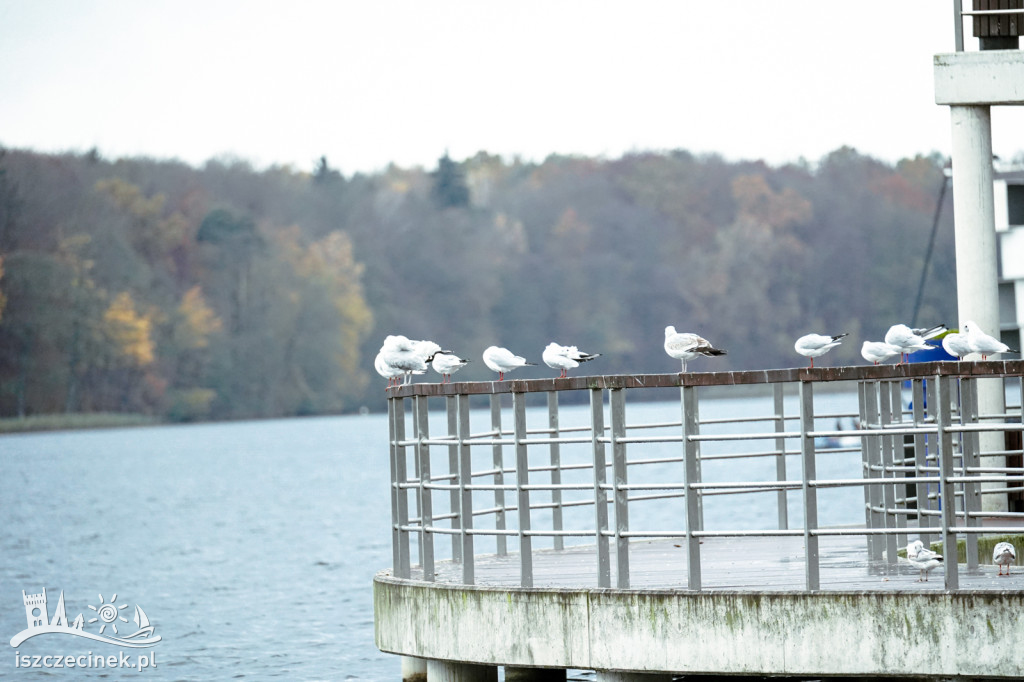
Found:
[387,362,1024,592]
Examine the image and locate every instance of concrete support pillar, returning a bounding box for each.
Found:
[949,104,1008,512]
[426,659,498,682]
[402,656,428,682]
[504,667,567,681]
[595,673,673,682]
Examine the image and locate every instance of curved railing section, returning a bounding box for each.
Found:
[386,361,1024,591]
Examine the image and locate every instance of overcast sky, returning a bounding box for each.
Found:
[2,1,1022,175]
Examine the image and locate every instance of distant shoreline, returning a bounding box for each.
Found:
[0,413,160,435]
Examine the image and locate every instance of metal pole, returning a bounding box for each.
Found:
[415,395,434,581]
[490,395,507,556]
[954,0,964,52]
[960,378,981,569]
[773,383,789,530]
[681,384,702,591]
[800,380,820,591]
[548,391,565,551]
[513,391,533,587]
[610,388,630,589]
[863,382,884,561]
[393,397,411,579]
[879,382,899,564]
[457,393,475,584]
[911,379,933,545]
[936,375,960,590]
[388,397,402,575]
[446,396,462,563]
[890,381,908,555]
[591,388,611,588]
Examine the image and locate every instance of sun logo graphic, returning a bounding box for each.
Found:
[10,588,161,648]
[88,594,129,635]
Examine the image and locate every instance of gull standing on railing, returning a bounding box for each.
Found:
[431,352,470,383]
[860,340,902,365]
[963,321,1017,360]
[794,332,847,368]
[483,345,536,381]
[380,335,450,385]
[542,342,601,378]
[663,326,727,373]
[884,323,945,363]
[940,329,972,360]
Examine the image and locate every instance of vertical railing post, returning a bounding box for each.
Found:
[863,381,884,561]
[590,388,611,588]
[610,388,630,589]
[513,391,533,587]
[936,374,960,590]
[392,397,411,579]
[800,379,820,591]
[446,396,462,563]
[388,397,401,575]
[773,383,789,530]
[911,379,933,546]
[878,382,898,564]
[490,395,507,556]
[414,395,434,581]
[681,384,702,591]
[457,393,475,584]
[960,377,981,569]
[890,381,909,552]
[858,380,874,557]
[547,391,564,551]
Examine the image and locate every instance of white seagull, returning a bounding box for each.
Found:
[482,346,536,381]
[993,541,1016,576]
[374,351,408,388]
[963,320,1017,360]
[663,326,727,373]
[861,340,902,365]
[906,539,943,582]
[380,336,450,385]
[542,343,601,378]
[794,332,847,368]
[940,330,972,361]
[431,352,470,383]
[884,323,944,363]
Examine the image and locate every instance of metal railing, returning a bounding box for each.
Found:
[954,0,1024,51]
[386,361,1024,591]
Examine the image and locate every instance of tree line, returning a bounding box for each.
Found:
[0,145,957,421]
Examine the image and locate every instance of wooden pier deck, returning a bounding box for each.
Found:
[420,534,1023,592]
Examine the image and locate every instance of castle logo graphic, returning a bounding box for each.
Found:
[10,588,161,649]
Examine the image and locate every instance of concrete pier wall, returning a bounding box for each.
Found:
[375,572,1024,678]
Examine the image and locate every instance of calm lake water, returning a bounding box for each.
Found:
[0,391,865,680]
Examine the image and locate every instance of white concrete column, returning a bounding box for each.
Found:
[426,659,498,682]
[949,104,1007,512]
[402,656,428,682]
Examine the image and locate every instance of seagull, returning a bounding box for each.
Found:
[861,340,902,365]
[482,346,536,381]
[884,324,943,363]
[374,351,407,388]
[963,320,1017,360]
[993,541,1016,576]
[542,342,601,378]
[940,330,972,361]
[663,326,727,373]
[906,539,943,582]
[431,352,470,383]
[794,333,847,368]
[380,336,450,385]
